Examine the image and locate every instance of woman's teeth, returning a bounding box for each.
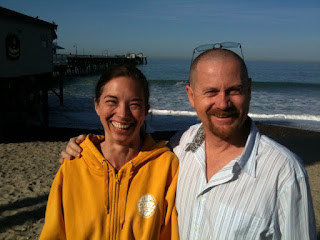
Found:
[111,121,130,129]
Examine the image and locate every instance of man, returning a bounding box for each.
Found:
[61,49,316,239]
[169,48,316,239]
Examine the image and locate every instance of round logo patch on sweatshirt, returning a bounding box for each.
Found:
[137,194,157,218]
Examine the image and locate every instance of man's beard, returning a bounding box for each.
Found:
[206,107,241,140]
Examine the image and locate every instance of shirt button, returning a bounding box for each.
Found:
[199,195,204,199]
[194,226,198,231]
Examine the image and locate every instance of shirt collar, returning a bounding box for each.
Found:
[185,124,205,152]
[185,118,261,178]
[237,118,260,178]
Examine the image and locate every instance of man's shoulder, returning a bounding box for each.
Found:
[260,134,300,161]
[258,134,307,178]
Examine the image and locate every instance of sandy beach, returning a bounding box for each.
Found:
[0,123,319,239]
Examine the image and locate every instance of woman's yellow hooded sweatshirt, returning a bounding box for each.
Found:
[40,134,179,240]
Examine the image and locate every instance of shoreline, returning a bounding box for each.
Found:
[2,121,320,142]
[0,123,319,239]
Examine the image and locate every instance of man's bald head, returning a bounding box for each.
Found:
[189,49,249,88]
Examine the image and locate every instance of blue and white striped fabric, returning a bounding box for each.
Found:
[170,120,316,240]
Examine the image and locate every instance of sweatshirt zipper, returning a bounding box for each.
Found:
[114,172,121,239]
[115,173,120,184]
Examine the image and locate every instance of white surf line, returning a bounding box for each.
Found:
[149,109,320,122]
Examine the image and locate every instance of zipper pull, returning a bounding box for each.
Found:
[115,173,120,184]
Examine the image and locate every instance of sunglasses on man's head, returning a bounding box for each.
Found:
[190,42,244,67]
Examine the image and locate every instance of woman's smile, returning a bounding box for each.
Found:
[110,120,131,130]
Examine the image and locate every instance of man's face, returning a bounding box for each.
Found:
[186,57,251,140]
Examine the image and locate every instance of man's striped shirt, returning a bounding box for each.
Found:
[170,120,316,240]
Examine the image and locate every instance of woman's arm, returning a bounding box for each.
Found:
[39,169,66,240]
[160,155,179,240]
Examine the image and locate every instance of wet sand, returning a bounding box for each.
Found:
[0,123,319,239]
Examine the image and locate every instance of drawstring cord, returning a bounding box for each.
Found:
[102,160,109,214]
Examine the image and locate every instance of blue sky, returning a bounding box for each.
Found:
[1,0,320,61]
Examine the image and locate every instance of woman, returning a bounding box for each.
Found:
[40,64,179,240]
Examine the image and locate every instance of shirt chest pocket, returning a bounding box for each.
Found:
[210,203,269,240]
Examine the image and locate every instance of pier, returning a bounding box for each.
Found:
[53,53,147,76]
[51,53,148,105]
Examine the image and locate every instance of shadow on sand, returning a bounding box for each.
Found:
[0,194,48,232]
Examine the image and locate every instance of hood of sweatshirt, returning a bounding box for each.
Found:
[79,134,171,228]
[80,134,170,173]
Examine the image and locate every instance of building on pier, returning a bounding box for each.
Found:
[0,6,58,137]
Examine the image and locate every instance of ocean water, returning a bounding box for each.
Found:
[48,59,320,132]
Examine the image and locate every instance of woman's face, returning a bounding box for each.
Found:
[95,76,147,146]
